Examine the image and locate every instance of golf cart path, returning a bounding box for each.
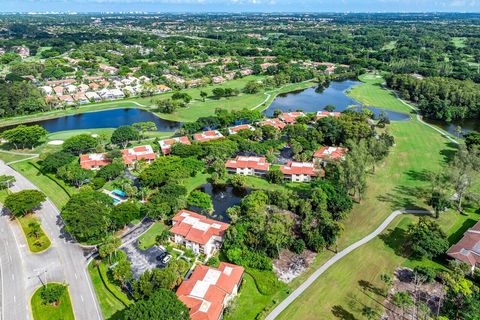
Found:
[265,209,430,320]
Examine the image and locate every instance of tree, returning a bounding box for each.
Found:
[96,162,124,181]
[187,190,213,212]
[123,289,190,320]
[367,136,389,172]
[139,156,203,188]
[112,258,133,287]
[428,191,450,218]
[62,134,97,155]
[380,273,394,287]
[243,80,262,94]
[0,175,15,190]
[464,132,480,150]
[1,125,47,149]
[406,217,449,259]
[212,87,225,98]
[4,190,46,217]
[28,220,41,239]
[338,140,371,201]
[98,236,121,264]
[324,105,336,112]
[132,122,157,139]
[361,306,376,320]
[230,174,247,190]
[155,229,171,245]
[200,90,208,102]
[110,200,142,229]
[40,284,66,305]
[392,291,413,319]
[41,151,75,173]
[111,126,140,148]
[57,162,93,187]
[266,169,284,184]
[61,190,113,243]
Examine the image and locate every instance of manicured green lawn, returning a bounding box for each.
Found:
[0,150,37,164]
[88,261,131,320]
[46,128,115,142]
[31,283,74,320]
[18,215,51,253]
[182,172,211,193]
[265,75,460,319]
[137,221,166,250]
[11,161,74,209]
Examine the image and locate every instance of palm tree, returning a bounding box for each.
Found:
[361,306,376,320]
[28,221,41,239]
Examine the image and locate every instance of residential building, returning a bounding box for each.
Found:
[193,130,224,143]
[228,124,255,135]
[122,145,156,167]
[240,69,254,76]
[85,91,102,102]
[40,86,53,95]
[280,161,324,182]
[73,92,89,104]
[53,86,64,96]
[66,84,78,94]
[313,146,348,164]
[170,209,229,257]
[212,76,226,84]
[316,111,341,120]
[177,262,244,320]
[99,64,118,75]
[225,156,270,176]
[79,153,111,170]
[447,220,480,272]
[156,84,171,93]
[99,88,114,100]
[12,46,30,58]
[278,112,305,124]
[257,118,286,130]
[78,84,90,92]
[159,136,191,155]
[110,88,125,99]
[58,95,75,105]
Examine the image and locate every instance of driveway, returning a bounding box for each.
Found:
[0,161,102,320]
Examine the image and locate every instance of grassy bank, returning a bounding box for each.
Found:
[18,215,51,253]
[137,221,167,250]
[31,284,74,320]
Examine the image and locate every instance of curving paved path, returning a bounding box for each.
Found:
[265,209,430,320]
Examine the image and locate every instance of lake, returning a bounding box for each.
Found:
[424,118,480,137]
[195,183,250,222]
[13,108,181,133]
[266,80,412,121]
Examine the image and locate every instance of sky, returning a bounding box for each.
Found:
[0,0,480,13]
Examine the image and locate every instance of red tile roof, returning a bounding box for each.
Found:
[177,262,244,320]
[314,146,349,161]
[228,124,254,135]
[258,118,286,130]
[79,153,111,170]
[447,220,480,268]
[278,112,305,124]
[193,130,224,143]
[316,111,341,120]
[159,136,191,155]
[121,145,156,165]
[280,161,324,177]
[225,156,270,171]
[171,210,229,245]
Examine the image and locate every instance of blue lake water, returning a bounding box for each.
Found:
[266,80,411,121]
[14,108,181,133]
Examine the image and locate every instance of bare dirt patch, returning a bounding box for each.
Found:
[272,249,316,283]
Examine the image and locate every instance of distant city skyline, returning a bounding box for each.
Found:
[1,0,480,13]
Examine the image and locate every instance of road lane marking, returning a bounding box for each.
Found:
[80,295,84,302]
[74,273,78,279]
[11,274,14,280]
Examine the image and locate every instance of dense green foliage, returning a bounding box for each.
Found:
[0,82,46,117]
[139,156,203,188]
[62,134,97,155]
[123,289,190,320]
[1,125,48,149]
[4,189,46,217]
[405,217,449,259]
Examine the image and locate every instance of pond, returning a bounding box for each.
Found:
[424,118,480,137]
[13,108,182,133]
[266,80,411,121]
[195,183,250,223]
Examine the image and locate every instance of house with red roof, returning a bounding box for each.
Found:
[193,130,224,143]
[278,112,305,124]
[171,210,229,257]
[316,111,341,120]
[280,161,324,182]
[176,262,244,320]
[447,220,480,273]
[314,146,349,164]
[225,156,270,177]
[257,118,286,130]
[159,136,191,155]
[121,145,156,168]
[228,124,255,135]
[79,153,111,170]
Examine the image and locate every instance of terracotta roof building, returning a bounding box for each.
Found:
[176,262,244,320]
[79,153,111,170]
[193,130,224,143]
[228,124,255,135]
[280,161,324,182]
[225,156,270,177]
[171,210,229,257]
[314,146,349,163]
[278,112,305,124]
[316,111,341,120]
[121,145,156,167]
[447,220,480,272]
[159,136,191,155]
[257,118,286,130]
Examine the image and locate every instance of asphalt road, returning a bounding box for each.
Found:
[265,209,430,320]
[0,161,103,320]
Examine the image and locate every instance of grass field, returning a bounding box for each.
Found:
[137,221,166,250]
[88,261,131,320]
[452,37,467,48]
[255,74,460,319]
[0,150,37,164]
[17,215,51,253]
[10,161,74,209]
[31,283,74,320]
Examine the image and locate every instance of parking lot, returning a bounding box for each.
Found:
[122,241,166,279]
